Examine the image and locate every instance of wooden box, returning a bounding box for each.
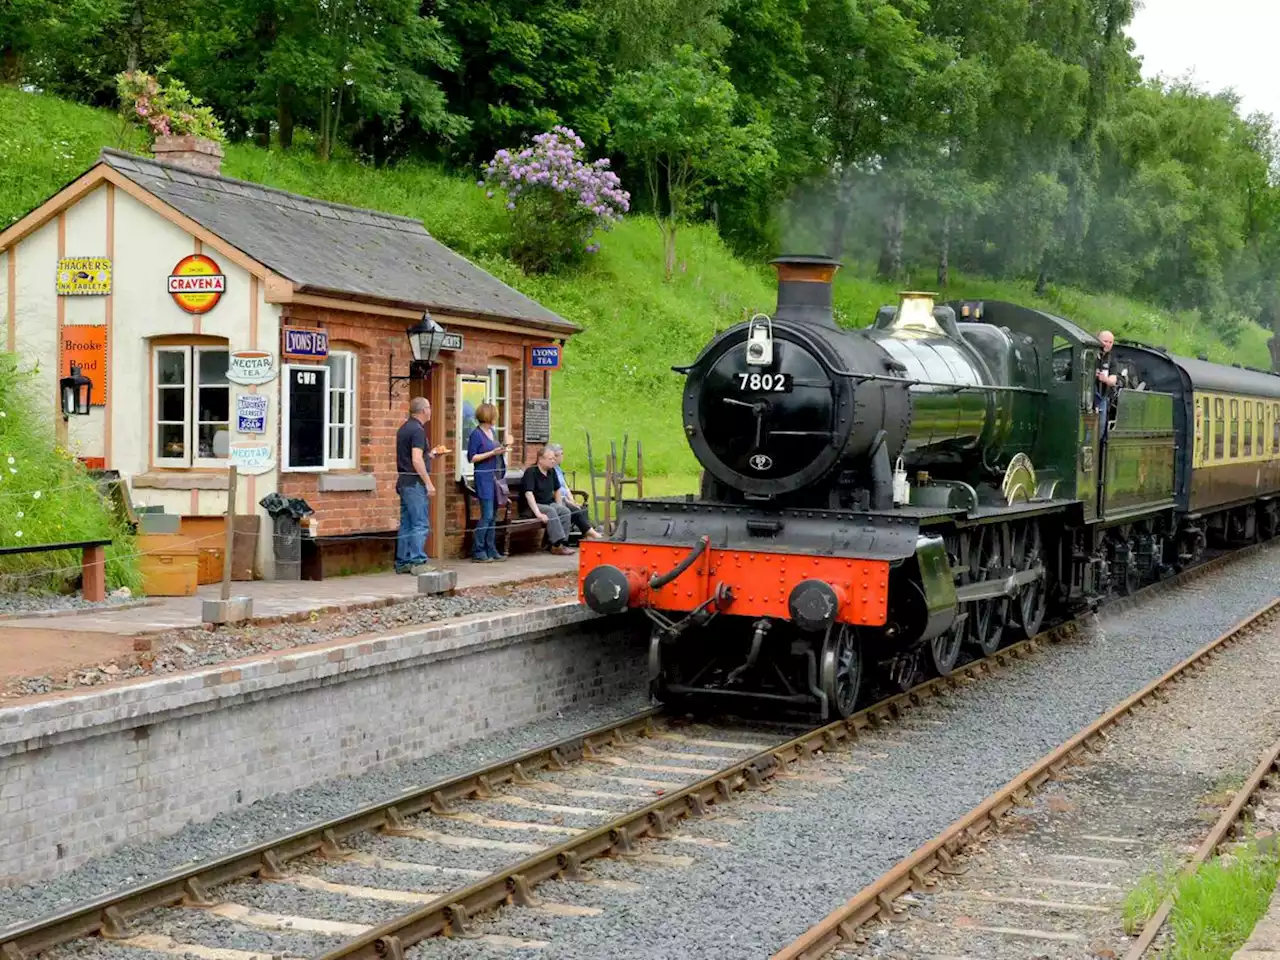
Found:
[137,534,199,596]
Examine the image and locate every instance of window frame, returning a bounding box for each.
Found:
[1214,398,1225,460]
[1244,400,1253,457]
[151,344,231,469]
[488,363,511,448]
[1274,403,1280,455]
[281,362,331,473]
[1230,399,1240,458]
[324,350,358,470]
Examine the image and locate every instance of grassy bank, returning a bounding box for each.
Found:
[2,86,1274,500]
[1124,841,1280,959]
[0,354,141,593]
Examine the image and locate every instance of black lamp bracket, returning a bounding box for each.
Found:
[388,354,436,406]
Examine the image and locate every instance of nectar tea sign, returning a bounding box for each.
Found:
[227,350,277,385]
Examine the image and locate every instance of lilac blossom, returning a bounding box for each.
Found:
[479,126,630,271]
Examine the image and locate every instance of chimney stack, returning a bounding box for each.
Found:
[769,255,841,327]
[151,135,224,177]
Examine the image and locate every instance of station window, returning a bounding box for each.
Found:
[1230,400,1240,458]
[324,351,358,469]
[488,364,511,447]
[1214,398,1225,459]
[1244,401,1253,457]
[152,345,230,468]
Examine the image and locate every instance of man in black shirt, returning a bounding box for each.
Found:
[522,446,574,555]
[395,397,439,574]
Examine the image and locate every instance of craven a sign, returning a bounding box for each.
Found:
[168,254,226,313]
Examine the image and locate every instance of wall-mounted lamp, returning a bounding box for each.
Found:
[59,363,92,418]
[389,311,449,404]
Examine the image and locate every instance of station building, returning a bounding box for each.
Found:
[0,139,578,581]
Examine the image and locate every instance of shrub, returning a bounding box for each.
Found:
[0,353,141,594]
[115,70,226,144]
[480,126,630,273]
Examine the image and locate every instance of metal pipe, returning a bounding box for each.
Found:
[649,535,710,590]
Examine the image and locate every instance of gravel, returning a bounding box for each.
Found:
[12,545,1280,960]
[1,580,578,701]
[386,543,1280,960]
[0,693,650,933]
[0,590,140,617]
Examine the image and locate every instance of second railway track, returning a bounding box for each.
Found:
[4,540,1280,960]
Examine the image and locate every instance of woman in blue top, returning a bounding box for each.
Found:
[466,403,508,562]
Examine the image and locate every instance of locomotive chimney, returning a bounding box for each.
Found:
[769,254,841,328]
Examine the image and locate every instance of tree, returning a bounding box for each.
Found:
[1,0,121,86]
[608,45,776,278]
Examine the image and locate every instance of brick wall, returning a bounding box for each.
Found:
[0,605,646,886]
[276,305,553,558]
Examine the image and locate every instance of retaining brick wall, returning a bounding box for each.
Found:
[0,604,647,886]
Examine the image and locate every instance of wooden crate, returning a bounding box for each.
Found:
[136,534,198,596]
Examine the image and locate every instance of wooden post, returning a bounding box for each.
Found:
[221,465,237,602]
[81,544,106,602]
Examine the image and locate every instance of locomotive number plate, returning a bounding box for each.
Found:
[736,373,793,392]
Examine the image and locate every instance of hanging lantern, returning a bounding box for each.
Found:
[60,363,92,417]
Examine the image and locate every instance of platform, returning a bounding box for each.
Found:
[0,552,578,694]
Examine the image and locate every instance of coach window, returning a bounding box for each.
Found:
[1214,398,1225,460]
[1244,401,1253,457]
[1230,399,1240,458]
[1274,403,1280,454]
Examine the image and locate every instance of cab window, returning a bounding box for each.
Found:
[1214,399,1225,459]
[1244,401,1253,456]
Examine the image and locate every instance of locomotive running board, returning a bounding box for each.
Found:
[952,564,1045,603]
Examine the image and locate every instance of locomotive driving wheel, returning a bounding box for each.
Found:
[928,625,963,676]
[1011,520,1047,638]
[820,624,862,719]
[966,525,1008,656]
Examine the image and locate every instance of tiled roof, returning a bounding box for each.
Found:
[99,148,576,331]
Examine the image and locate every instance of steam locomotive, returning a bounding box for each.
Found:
[577,255,1280,719]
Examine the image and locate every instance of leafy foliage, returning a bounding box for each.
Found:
[480,126,630,272]
[0,354,141,594]
[116,70,226,142]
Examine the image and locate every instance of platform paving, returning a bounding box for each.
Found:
[0,552,576,638]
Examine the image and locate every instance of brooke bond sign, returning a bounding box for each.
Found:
[168,254,226,314]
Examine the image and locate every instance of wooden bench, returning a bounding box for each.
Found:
[458,470,591,557]
[0,539,112,601]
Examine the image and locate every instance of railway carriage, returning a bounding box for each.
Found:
[577,255,1280,720]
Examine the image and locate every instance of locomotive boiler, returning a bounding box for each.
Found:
[578,253,1273,719]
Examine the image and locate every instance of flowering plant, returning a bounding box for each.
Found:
[115,71,226,145]
[480,126,630,273]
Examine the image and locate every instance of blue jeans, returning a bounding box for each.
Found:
[396,483,429,569]
[474,496,499,559]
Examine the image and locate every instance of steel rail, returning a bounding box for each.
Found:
[3,539,1269,959]
[1123,730,1280,958]
[772,591,1280,960]
[317,542,1275,960]
[0,709,663,959]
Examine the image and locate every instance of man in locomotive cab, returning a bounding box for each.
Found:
[1095,330,1120,435]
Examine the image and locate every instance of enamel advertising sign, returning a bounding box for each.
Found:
[226,350,277,385]
[57,257,112,295]
[168,254,226,314]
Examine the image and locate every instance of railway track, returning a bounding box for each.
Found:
[2,541,1275,960]
[774,590,1280,960]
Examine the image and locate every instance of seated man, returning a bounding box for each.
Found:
[522,446,576,555]
[547,442,602,540]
